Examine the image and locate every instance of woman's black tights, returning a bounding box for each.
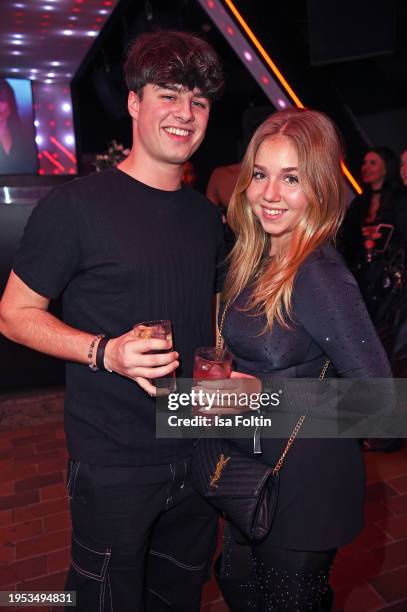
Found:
[217,525,336,612]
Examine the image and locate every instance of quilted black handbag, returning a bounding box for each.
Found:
[190,415,304,542]
[191,300,330,542]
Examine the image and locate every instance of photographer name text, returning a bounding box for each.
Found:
[167,414,273,428]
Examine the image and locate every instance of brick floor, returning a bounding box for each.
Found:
[1,389,407,611]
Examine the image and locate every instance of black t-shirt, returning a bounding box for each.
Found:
[14,168,224,465]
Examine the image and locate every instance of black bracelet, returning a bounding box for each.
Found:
[96,336,112,371]
[88,334,104,371]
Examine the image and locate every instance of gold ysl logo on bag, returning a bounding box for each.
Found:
[210,454,231,488]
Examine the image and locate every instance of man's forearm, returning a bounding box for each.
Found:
[0,272,178,392]
[0,307,93,364]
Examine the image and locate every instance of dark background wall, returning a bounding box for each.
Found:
[73,0,407,190]
[0,179,69,392]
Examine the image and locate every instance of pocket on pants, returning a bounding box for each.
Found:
[71,535,111,582]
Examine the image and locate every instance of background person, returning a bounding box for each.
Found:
[339,147,407,451]
[0,31,224,612]
[339,147,405,322]
[206,106,273,254]
[387,148,407,382]
[0,78,37,174]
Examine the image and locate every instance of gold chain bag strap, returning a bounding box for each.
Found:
[272,357,330,475]
[216,299,228,351]
[191,299,331,542]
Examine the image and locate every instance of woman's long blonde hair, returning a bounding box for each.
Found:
[223,108,346,330]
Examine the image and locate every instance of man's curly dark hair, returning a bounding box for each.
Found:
[124,30,224,101]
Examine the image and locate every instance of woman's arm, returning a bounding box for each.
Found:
[270,249,396,430]
[293,249,392,378]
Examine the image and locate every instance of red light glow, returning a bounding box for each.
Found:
[43,150,65,172]
[50,136,77,164]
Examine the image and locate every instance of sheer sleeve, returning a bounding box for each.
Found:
[265,248,396,426]
[292,248,392,378]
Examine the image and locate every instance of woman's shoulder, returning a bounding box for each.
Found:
[296,243,357,289]
[302,243,347,269]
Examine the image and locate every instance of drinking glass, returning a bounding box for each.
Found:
[133,319,176,395]
[193,347,232,382]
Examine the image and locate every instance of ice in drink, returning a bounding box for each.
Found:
[133,320,176,395]
[193,347,232,381]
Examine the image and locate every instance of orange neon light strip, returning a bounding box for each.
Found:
[223,0,363,194]
[224,0,304,108]
[341,162,362,194]
[43,150,65,172]
[50,136,77,164]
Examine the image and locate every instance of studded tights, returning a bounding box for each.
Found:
[220,530,336,612]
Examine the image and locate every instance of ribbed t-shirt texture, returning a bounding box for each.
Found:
[14,168,225,466]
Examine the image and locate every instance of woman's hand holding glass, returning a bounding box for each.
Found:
[193,370,262,415]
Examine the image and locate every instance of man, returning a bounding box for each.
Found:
[0,31,224,611]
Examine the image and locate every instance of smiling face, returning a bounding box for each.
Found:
[361,151,386,189]
[401,150,407,187]
[246,137,309,254]
[129,83,210,169]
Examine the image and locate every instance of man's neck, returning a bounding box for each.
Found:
[118,149,183,191]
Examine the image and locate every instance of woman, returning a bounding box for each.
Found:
[339,147,405,322]
[207,109,392,611]
[388,148,407,380]
[0,79,36,174]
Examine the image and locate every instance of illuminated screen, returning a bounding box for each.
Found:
[0,77,38,175]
